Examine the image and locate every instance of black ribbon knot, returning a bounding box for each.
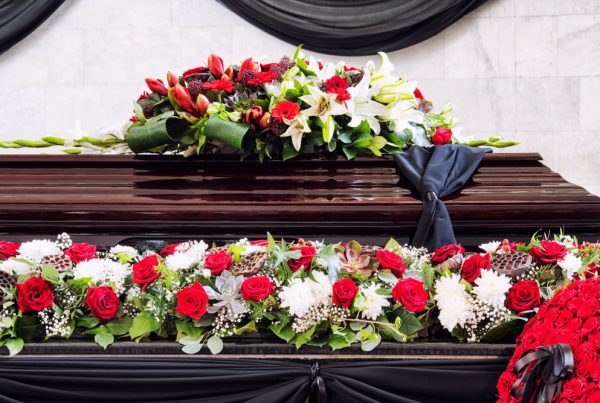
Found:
[309,362,326,403]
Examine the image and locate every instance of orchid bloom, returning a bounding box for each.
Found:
[346,70,389,134]
[384,99,424,134]
[280,114,311,151]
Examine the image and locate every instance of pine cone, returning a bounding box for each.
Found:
[0,270,15,301]
[232,252,268,276]
[492,252,532,278]
[41,254,73,272]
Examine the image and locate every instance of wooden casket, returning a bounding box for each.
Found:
[1,152,599,403]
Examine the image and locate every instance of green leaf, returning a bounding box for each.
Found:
[329,334,352,351]
[181,342,203,354]
[294,325,316,349]
[342,146,357,160]
[384,238,402,253]
[360,333,381,352]
[5,338,23,357]
[129,312,159,341]
[204,114,249,149]
[480,319,524,343]
[105,317,133,336]
[41,265,60,284]
[207,335,224,354]
[14,315,40,340]
[282,140,300,161]
[76,316,99,329]
[322,116,335,143]
[94,332,114,350]
[349,321,366,331]
[233,320,257,336]
[126,117,191,152]
[377,270,399,284]
[397,309,424,337]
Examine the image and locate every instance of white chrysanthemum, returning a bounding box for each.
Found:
[165,252,196,271]
[479,241,500,254]
[73,259,130,287]
[472,270,511,308]
[435,273,467,302]
[17,240,61,263]
[184,241,208,262]
[109,245,139,258]
[309,271,332,306]
[279,278,315,317]
[437,296,475,331]
[357,284,390,320]
[558,253,582,277]
[0,259,33,276]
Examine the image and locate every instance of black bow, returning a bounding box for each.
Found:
[511,343,574,403]
[309,362,326,403]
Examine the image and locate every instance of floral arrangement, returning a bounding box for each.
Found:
[0,48,516,158]
[496,277,600,402]
[0,232,596,357]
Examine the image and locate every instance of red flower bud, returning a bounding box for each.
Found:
[237,58,259,82]
[244,105,263,124]
[196,94,210,116]
[259,112,270,130]
[173,84,199,116]
[207,54,225,77]
[224,66,234,79]
[431,127,453,146]
[167,71,179,88]
[145,78,168,96]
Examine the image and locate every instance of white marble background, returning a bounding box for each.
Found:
[0,0,598,194]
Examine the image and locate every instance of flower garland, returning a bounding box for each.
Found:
[0,48,516,158]
[0,233,597,356]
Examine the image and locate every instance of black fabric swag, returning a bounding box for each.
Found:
[0,357,507,403]
[0,0,64,55]
[216,0,488,56]
[394,145,489,251]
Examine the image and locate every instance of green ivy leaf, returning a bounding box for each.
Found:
[76,316,99,329]
[397,309,424,337]
[233,320,257,336]
[5,338,24,357]
[94,332,114,350]
[129,312,159,341]
[14,315,40,340]
[41,265,60,284]
[105,317,133,336]
[294,325,316,349]
[360,333,381,352]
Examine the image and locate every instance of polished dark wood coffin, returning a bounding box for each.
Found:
[0,153,598,248]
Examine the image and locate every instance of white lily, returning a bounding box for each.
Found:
[300,85,347,123]
[306,56,336,82]
[366,52,396,93]
[280,114,311,151]
[384,99,424,134]
[374,76,418,104]
[346,70,389,134]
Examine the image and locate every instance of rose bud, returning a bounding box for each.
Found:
[245,105,263,124]
[223,66,234,79]
[167,71,179,87]
[258,112,270,130]
[145,78,168,96]
[207,54,225,77]
[431,126,453,146]
[196,94,210,116]
[173,84,199,116]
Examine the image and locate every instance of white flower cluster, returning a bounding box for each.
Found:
[464,298,512,342]
[397,245,430,271]
[0,259,34,276]
[434,274,475,332]
[558,253,582,278]
[164,240,208,271]
[17,240,61,264]
[279,271,331,317]
[356,284,390,320]
[38,308,71,338]
[109,245,139,260]
[472,270,512,308]
[73,259,130,292]
[479,241,501,254]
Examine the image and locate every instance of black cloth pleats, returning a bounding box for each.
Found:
[0,357,507,402]
[0,0,64,55]
[217,0,488,56]
[394,145,489,251]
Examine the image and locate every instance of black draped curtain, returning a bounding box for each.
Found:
[217,0,488,56]
[0,0,64,55]
[0,357,507,403]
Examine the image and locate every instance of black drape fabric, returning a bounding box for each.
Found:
[216,0,488,56]
[394,145,489,251]
[0,0,64,55]
[0,357,507,403]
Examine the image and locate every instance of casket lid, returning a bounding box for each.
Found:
[0,153,598,247]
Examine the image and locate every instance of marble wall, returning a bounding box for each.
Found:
[0,0,598,194]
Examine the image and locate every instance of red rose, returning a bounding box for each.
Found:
[391,278,428,313]
[332,278,359,308]
[16,277,54,313]
[376,249,406,278]
[176,282,209,320]
[204,251,233,275]
[271,100,300,123]
[0,241,20,260]
[240,276,274,302]
[85,286,120,321]
[529,240,568,265]
[160,243,181,256]
[460,253,491,283]
[325,75,351,102]
[413,88,424,100]
[133,255,161,290]
[64,243,96,264]
[431,127,452,146]
[431,244,465,263]
[202,79,234,92]
[505,281,541,313]
[287,246,316,271]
